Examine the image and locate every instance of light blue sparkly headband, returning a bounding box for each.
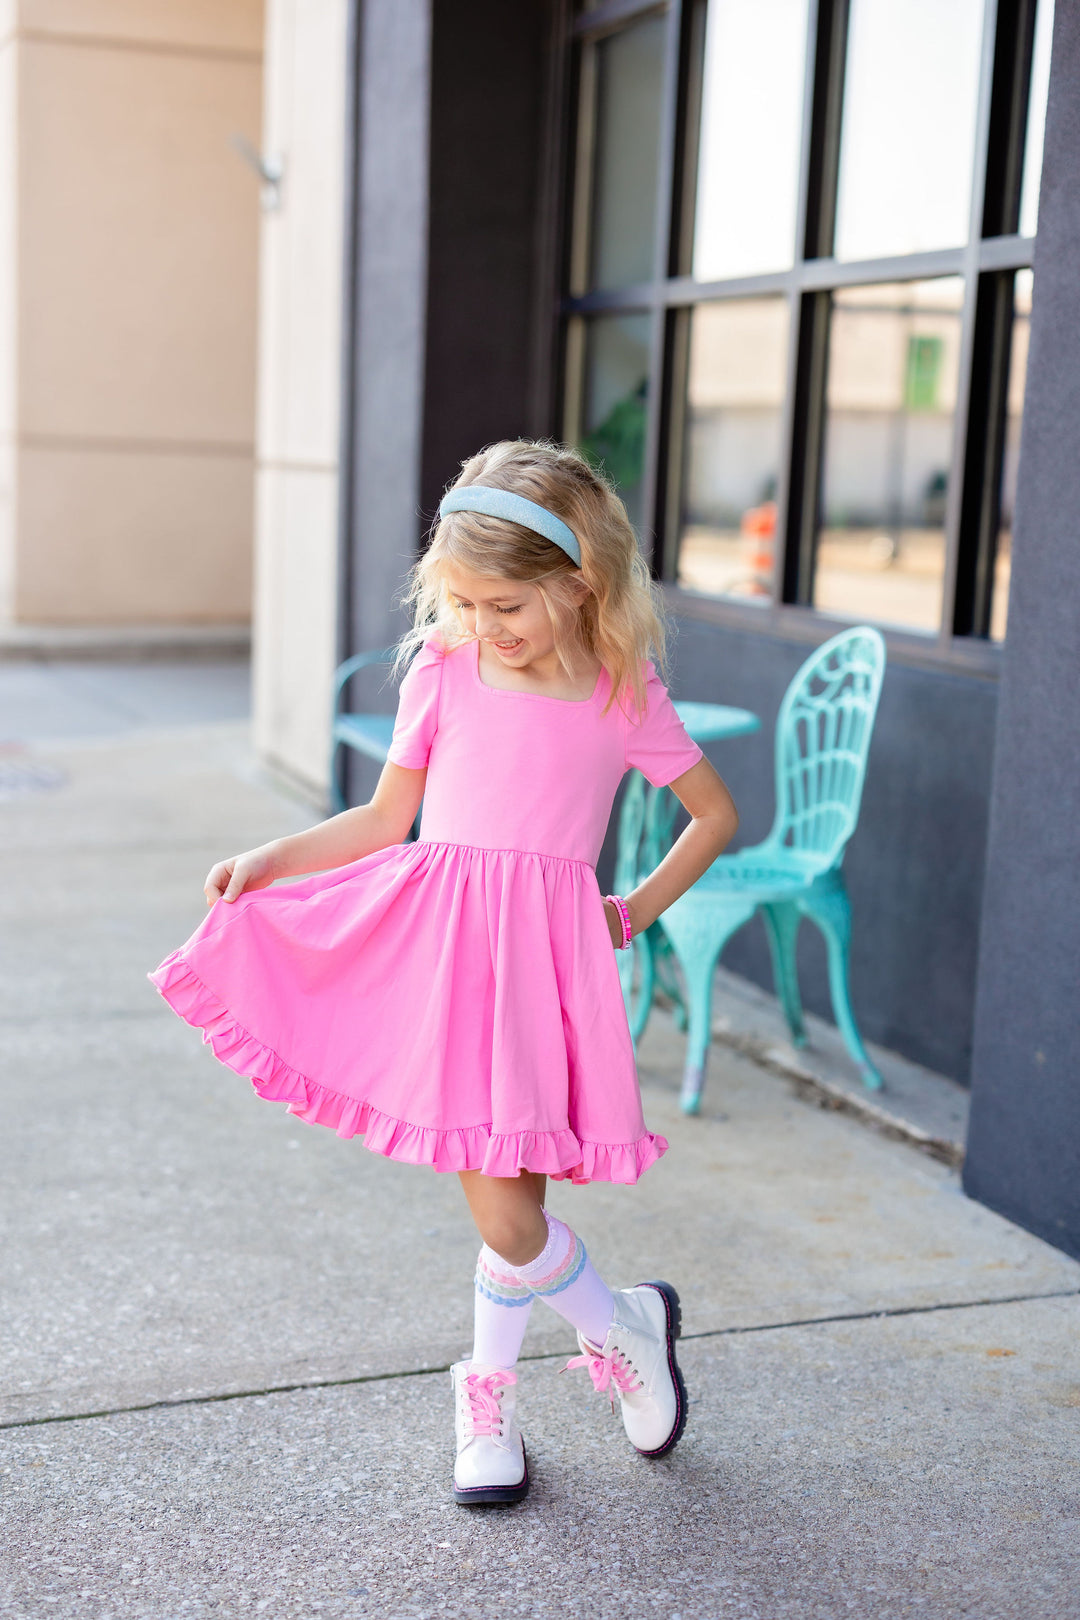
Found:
[438,484,582,568]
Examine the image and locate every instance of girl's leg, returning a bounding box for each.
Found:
[459,1168,549,1265]
[459,1169,545,1371]
[451,1171,545,1505]
[459,1170,616,1351]
[455,1170,687,1467]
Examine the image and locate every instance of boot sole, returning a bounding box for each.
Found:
[632,1281,687,1460]
[452,1444,529,1506]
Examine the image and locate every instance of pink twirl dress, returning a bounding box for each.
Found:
[148,633,704,1184]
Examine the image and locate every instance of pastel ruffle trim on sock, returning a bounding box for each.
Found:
[147,952,669,1186]
[475,1249,535,1306]
[519,1233,587,1298]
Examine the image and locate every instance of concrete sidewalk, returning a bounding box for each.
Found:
[1,687,1077,1619]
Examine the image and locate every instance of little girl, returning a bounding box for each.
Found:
[150,439,738,1506]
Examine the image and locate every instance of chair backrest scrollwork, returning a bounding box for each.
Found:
[767,626,887,872]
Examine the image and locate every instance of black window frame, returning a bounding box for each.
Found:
[559,0,1045,675]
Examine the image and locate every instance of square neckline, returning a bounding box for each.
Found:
[473,637,607,706]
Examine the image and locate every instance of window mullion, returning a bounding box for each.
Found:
[982,0,1038,237]
[953,273,1015,636]
[801,0,850,262]
[779,0,848,607]
[939,0,1002,651]
[640,0,684,569]
[671,0,707,281]
[657,307,690,579]
[561,315,587,451]
[567,40,598,301]
[771,0,835,609]
[783,291,831,604]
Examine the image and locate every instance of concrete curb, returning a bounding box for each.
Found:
[652,970,969,1169]
[0,623,251,661]
[730,1031,965,1168]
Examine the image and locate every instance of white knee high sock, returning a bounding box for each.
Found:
[493,1211,615,1349]
[471,1244,535,1370]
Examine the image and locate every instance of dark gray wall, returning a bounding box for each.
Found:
[963,2,1080,1259]
[341,0,556,811]
[595,617,999,1083]
[346,0,432,660]
[339,0,435,812]
[420,0,552,516]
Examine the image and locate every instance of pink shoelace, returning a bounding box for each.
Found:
[562,1346,641,1413]
[460,1368,515,1437]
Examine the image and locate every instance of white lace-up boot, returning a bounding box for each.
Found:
[563,1281,687,1457]
[450,1361,529,1505]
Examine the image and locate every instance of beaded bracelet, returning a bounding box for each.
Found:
[603,893,633,950]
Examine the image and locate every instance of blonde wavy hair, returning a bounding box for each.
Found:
[390,439,672,720]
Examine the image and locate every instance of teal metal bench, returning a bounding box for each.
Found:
[330,646,420,838]
[650,626,887,1112]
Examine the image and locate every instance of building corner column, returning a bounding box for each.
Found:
[962,0,1080,1259]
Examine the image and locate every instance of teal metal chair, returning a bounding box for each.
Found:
[614,703,761,1046]
[615,766,690,1047]
[656,626,887,1113]
[330,646,420,838]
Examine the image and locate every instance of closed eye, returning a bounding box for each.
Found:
[453,600,522,614]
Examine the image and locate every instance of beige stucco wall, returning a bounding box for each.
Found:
[1,0,263,625]
[252,0,348,799]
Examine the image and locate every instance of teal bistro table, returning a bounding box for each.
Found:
[613,701,760,1045]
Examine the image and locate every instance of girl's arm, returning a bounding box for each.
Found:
[603,756,738,947]
[204,762,428,905]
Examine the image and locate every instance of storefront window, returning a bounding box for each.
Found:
[562,0,1050,652]
[676,299,789,600]
[833,0,984,262]
[814,279,963,633]
[578,313,651,535]
[584,15,666,292]
[691,0,809,282]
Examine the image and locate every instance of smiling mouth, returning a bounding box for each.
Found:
[494,638,522,651]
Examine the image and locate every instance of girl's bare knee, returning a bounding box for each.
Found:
[478,1198,548,1265]
[480,1212,545,1266]
[459,1168,549,1264]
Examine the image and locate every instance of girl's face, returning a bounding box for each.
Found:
[443,567,559,666]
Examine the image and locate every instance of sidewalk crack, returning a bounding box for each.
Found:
[2,1287,1076,1433]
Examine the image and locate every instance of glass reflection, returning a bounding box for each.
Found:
[676,299,789,600]
[578,314,651,534]
[815,278,964,633]
[992,270,1033,642]
[587,16,666,291]
[834,0,983,262]
[692,0,809,281]
[1019,0,1054,238]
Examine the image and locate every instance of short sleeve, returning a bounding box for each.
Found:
[385,635,445,769]
[624,660,704,788]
